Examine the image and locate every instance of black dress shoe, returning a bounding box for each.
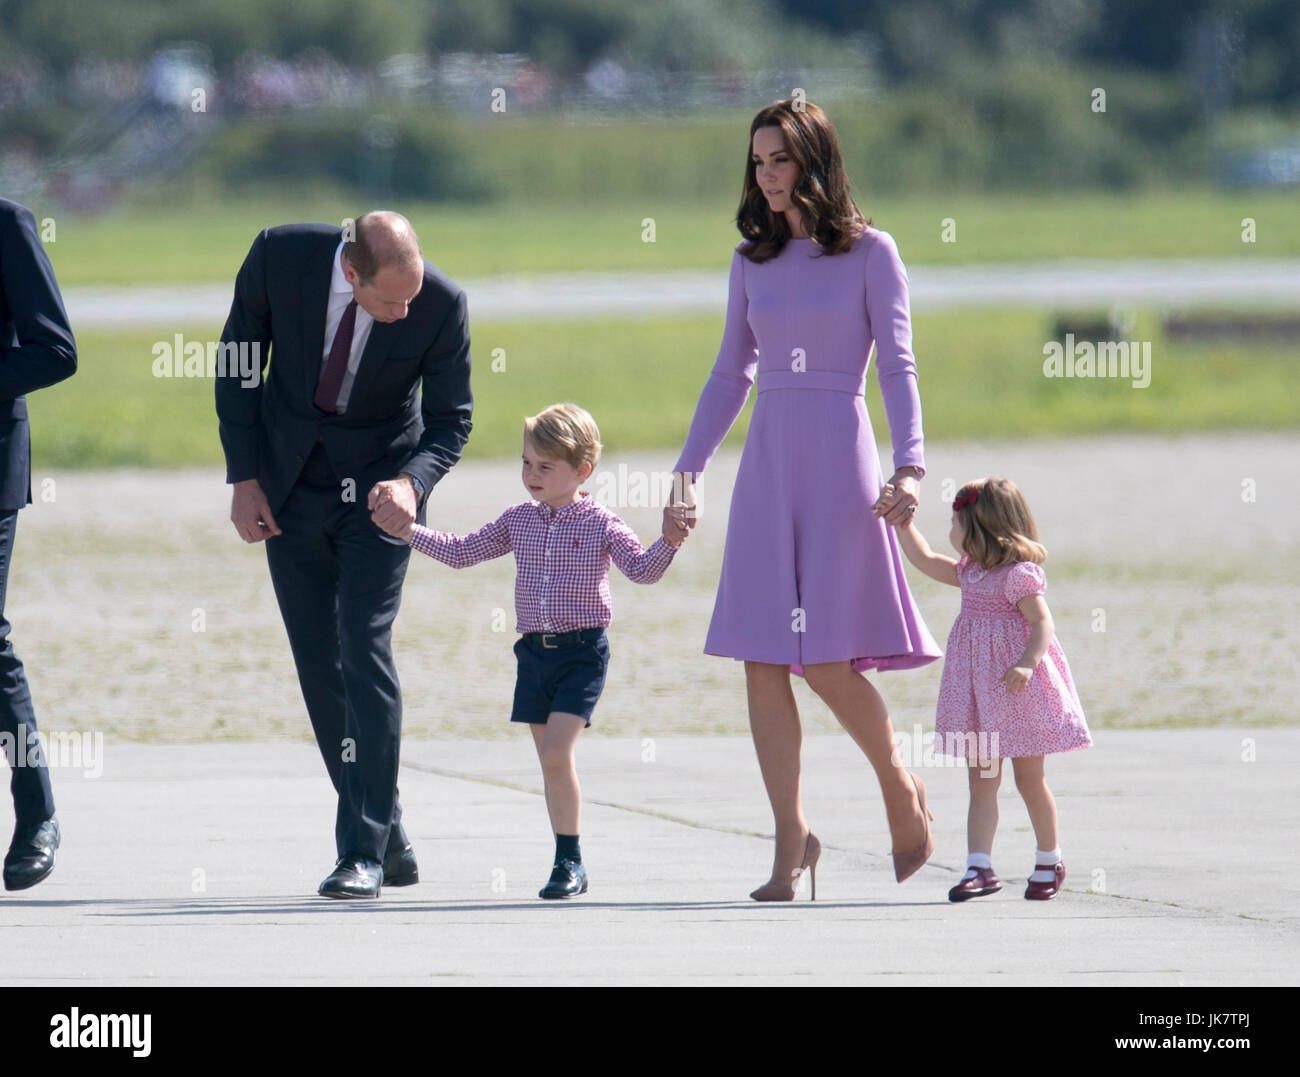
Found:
[382,842,419,887]
[539,858,587,899]
[318,854,383,899]
[4,816,60,892]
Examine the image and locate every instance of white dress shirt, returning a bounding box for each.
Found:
[323,240,376,413]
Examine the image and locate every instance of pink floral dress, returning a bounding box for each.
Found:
[935,558,1091,759]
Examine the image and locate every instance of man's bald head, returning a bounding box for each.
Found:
[342,211,423,287]
[341,211,425,323]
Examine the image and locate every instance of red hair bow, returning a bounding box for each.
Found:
[953,489,979,511]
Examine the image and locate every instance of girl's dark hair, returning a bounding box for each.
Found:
[737,99,869,263]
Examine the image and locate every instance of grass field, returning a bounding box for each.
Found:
[33,189,1300,286]
[28,306,1292,470]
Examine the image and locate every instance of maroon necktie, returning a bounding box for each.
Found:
[314,298,356,413]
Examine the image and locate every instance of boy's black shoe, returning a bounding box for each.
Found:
[539,858,587,899]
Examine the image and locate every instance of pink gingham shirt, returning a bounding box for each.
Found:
[409,493,678,632]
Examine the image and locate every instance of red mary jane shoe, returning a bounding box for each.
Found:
[1024,861,1066,900]
[948,866,1002,902]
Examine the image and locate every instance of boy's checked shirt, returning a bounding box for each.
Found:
[408,492,678,633]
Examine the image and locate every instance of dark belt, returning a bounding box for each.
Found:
[523,628,605,650]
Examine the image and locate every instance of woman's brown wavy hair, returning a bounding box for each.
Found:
[737,99,869,263]
[953,477,1048,571]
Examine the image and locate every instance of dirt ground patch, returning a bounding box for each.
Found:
[11,434,1297,742]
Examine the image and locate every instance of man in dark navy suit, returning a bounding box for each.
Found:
[0,199,77,891]
[216,211,471,897]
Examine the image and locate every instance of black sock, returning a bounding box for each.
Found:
[555,834,581,864]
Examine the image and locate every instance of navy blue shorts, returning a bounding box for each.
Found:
[510,629,609,727]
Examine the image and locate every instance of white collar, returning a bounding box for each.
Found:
[330,240,352,296]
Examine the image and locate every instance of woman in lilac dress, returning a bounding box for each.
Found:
[673,100,941,900]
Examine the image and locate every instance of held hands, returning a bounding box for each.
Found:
[671,472,700,529]
[368,476,418,543]
[662,502,692,548]
[231,479,281,543]
[871,474,920,527]
[874,481,899,522]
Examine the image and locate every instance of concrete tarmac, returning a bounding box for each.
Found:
[2,730,1295,986]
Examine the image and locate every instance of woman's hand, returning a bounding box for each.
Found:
[871,473,920,526]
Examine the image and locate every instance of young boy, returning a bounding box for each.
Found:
[375,402,690,898]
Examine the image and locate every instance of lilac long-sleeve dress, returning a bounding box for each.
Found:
[674,228,941,674]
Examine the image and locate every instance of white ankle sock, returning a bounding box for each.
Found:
[1030,847,1061,883]
[962,852,993,880]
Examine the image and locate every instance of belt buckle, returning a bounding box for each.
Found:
[541,633,557,649]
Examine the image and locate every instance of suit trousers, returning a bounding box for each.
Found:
[0,510,55,833]
[265,470,411,861]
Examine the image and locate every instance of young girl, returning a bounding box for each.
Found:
[376,403,689,899]
[884,476,1091,901]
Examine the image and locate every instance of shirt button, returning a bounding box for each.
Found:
[543,575,550,582]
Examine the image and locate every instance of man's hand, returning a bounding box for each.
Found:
[230,478,281,543]
[368,476,417,542]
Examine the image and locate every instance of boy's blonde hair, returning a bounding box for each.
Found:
[953,476,1047,570]
[523,402,602,473]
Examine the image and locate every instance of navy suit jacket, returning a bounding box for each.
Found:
[215,224,473,517]
[0,200,78,511]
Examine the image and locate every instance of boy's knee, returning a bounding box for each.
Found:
[538,742,572,775]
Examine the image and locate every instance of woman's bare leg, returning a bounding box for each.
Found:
[745,660,812,885]
[802,661,928,852]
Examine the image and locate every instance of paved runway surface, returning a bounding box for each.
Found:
[62,258,1300,327]
[2,730,1294,986]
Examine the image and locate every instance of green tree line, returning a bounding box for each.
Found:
[1,0,1296,106]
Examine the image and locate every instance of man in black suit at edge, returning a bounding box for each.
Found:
[0,199,77,891]
[216,211,471,898]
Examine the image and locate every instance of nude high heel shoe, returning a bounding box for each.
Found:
[891,772,934,883]
[750,832,821,901]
